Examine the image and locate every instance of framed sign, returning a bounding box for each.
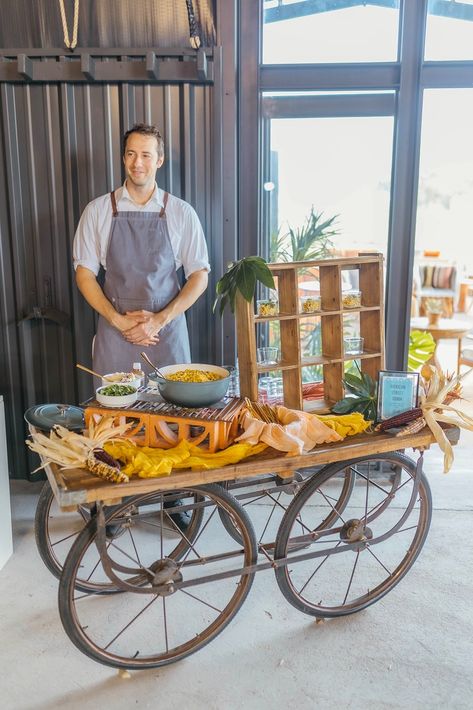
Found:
[377,370,419,422]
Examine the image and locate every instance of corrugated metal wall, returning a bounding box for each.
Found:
[0,81,215,479]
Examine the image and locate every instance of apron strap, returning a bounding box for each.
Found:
[110,190,118,217]
[159,191,169,218]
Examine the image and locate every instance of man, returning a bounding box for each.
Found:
[73,123,209,531]
[73,123,209,376]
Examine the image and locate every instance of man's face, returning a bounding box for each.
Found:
[123,133,163,190]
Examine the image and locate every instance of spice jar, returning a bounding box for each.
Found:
[342,290,362,309]
[257,298,279,317]
[300,295,321,313]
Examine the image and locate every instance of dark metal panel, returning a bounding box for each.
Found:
[262,93,396,118]
[261,63,401,92]
[0,76,216,478]
[385,0,428,369]
[0,55,215,84]
[0,1,216,49]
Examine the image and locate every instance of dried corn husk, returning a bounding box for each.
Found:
[26,416,131,481]
[417,365,473,473]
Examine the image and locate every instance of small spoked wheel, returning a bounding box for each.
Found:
[58,484,257,669]
[35,483,92,584]
[274,453,432,618]
[35,483,204,594]
[217,470,314,546]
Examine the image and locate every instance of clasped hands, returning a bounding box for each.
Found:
[118,309,169,346]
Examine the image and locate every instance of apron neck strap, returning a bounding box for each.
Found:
[159,191,169,218]
[110,190,118,217]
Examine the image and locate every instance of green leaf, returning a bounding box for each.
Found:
[332,397,358,414]
[236,262,257,302]
[408,330,436,372]
[343,372,370,396]
[248,262,276,290]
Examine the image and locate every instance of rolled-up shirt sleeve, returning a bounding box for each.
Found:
[179,204,211,279]
[73,202,101,275]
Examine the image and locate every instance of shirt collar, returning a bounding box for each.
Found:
[121,181,163,207]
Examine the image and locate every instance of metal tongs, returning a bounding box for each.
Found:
[140,352,167,379]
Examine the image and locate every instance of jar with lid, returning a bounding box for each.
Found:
[131,362,145,387]
[300,295,321,313]
[257,298,279,317]
[342,290,362,309]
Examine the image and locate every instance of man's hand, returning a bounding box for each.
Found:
[122,309,168,346]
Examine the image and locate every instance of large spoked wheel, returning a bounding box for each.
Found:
[35,483,204,594]
[274,453,432,618]
[58,484,257,670]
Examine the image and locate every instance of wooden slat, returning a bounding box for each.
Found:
[236,293,259,401]
[47,427,447,509]
[269,254,382,270]
[278,270,302,409]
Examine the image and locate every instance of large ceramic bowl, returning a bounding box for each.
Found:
[148,364,230,407]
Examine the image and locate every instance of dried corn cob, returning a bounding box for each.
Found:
[376,408,423,432]
[86,452,129,483]
[395,417,426,437]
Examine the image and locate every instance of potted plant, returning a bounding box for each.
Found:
[424,297,443,327]
[213,256,276,316]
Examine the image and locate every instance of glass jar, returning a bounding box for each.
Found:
[342,290,362,309]
[257,298,279,317]
[344,336,364,355]
[300,295,321,313]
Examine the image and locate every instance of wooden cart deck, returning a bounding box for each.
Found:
[44,427,446,509]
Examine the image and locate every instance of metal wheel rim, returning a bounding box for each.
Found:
[274,454,431,617]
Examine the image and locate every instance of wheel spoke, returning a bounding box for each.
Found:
[179,588,223,614]
[162,596,169,654]
[103,595,160,651]
[342,550,360,605]
[365,545,392,575]
[317,489,347,525]
[51,529,83,546]
[258,492,282,543]
[298,541,343,595]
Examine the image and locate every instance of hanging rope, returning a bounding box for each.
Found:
[185,0,201,49]
[58,0,80,50]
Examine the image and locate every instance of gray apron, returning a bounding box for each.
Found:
[93,190,191,377]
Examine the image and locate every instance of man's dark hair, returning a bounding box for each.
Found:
[123,123,164,159]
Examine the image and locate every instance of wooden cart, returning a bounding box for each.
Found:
[35,425,454,672]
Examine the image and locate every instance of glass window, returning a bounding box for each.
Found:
[414,89,473,278]
[263,115,394,259]
[262,0,400,64]
[425,0,473,60]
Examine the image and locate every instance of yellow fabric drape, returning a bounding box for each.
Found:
[104,439,267,478]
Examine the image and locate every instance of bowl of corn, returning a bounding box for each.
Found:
[148,364,230,407]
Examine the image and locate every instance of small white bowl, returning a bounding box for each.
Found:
[95,385,138,408]
[101,372,142,388]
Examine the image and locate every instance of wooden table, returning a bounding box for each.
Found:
[410,317,471,373]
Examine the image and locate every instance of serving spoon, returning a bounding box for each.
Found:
[140,352,168,379]
[76,363,111,380]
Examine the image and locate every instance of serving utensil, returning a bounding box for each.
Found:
[76,363,111,380]
[140,352,167,379]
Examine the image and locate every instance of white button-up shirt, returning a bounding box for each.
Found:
[73,183,210,279]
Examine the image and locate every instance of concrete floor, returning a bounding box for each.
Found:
[2,339,473,710]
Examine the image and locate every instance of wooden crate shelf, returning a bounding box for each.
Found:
[236,253,385,410]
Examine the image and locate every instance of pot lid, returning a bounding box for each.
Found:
[24,404,85,432]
